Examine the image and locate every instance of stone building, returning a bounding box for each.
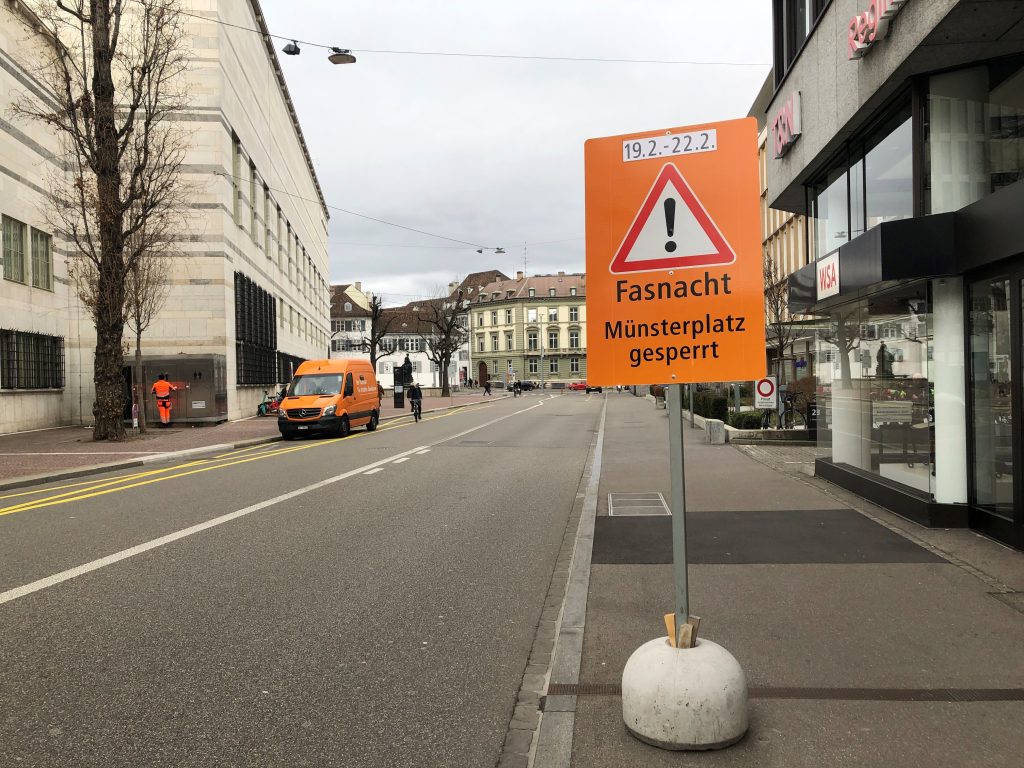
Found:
[0,0,330,434]
[468,271,588,388]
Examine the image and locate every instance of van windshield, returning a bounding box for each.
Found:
[289,374,343,397]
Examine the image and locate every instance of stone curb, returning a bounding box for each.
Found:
[0,396,506,494]
[493,398,606,768]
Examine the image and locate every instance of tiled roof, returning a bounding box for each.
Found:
[474,273,586,302]
[330,284,372,317]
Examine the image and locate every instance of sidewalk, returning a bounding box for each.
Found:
[0,390,508,489]
[541,393,1024,767]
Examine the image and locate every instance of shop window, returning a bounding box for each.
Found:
[808,98,913,258]
[865,108,914,229]
[810,165,848,258]
[813,282,934,495]
[925,57,1024,214]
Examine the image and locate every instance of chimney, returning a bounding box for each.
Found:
[354,281,362,292]
[448,281,458,294]
[516,271,524,280]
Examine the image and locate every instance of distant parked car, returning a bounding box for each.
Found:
[567,381,586,391]
[585,383,603,393]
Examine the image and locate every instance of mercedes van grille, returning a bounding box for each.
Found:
[287,408,321,419]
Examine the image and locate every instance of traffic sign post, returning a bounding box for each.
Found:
[755,376,777,410]
[587,118,763,751]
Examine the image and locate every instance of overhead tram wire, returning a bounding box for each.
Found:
[216,170,501,251]
[168,5,769,68]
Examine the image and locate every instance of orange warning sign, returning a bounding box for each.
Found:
[585,118,766,385]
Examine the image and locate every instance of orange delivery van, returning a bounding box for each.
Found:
[278,359,380,439]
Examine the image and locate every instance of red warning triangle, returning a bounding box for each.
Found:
[609,163,736,274]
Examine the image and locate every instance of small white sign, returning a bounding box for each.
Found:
[755,377,777,409]
[622,129,717,163]
[817,252,840,300]
[191,400,206,410]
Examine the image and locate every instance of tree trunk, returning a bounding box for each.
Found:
[440,356,451,397]
[135,330,147,433]
[91,1,127,442]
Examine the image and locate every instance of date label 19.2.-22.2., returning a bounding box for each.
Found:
[622,129,717,163]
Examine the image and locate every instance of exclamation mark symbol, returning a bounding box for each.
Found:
[664,198,676,253]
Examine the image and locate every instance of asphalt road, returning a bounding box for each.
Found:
[0,392,604,767]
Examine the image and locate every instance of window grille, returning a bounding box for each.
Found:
[0,329,64,389]
[234,272,279,385]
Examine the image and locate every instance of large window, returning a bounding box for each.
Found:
[814,282,934,495]
[773,0,830,86]
[548,330,559,349]
[2,216,26,284]
[234,272,278,385]
[809,100,913,258]
[569,307,579,322]
[925,57,1024,214]
[569,330,580,349]
[31,231,52,290]
[0,329,64,389]
[527,331,538,351]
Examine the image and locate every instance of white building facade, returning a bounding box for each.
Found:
[0,0,330,434]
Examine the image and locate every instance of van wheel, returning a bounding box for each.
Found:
[280,430,295,441]
[338,415,350,437]
[366,411,378,432]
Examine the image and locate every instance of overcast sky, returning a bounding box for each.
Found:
[258,0,772,305]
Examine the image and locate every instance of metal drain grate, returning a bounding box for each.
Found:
[545,683,1024,702]
[607,492,671,516]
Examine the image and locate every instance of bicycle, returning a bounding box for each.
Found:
[761,390,808,430]
[411,399,422,423]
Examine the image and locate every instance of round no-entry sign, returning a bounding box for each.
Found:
[755,377,777,409]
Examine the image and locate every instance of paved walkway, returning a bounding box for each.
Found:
[538,391,1024,767]
[0,390,510,485]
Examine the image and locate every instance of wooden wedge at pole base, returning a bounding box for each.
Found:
[664,613,702,649]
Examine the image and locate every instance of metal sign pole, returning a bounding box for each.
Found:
[667,383,690,641]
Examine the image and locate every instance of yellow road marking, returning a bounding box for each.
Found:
[0,401,497,517]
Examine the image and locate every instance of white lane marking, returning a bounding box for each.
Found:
[0,401,546,608]
[393,457,410,464]
[415,449,430,455]
[363,468,384,475]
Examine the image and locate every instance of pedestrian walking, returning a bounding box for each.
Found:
[513,380,522,397]
[484,380,491,396]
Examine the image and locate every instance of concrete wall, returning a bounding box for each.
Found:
[0,2,73,433]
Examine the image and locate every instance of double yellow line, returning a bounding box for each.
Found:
[0,401,493,518]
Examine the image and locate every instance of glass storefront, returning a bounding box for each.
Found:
[968,278,1015,514]
[814,282,934,494]
[925,57,1024,214]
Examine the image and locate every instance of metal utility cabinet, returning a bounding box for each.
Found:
[141,355,228,425]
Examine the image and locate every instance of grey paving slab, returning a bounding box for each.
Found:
[572,696,1024,768]
[597,397,845,514]
[592,509,945,564]
[581,563,1024,689]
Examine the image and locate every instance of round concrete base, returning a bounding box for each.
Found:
[621,637,748,751]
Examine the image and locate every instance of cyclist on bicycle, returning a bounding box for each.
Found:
[407,381,423,422]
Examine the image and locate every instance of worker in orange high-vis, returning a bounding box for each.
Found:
[151,373,176,426]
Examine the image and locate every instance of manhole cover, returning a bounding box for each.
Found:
[608,492,670,516]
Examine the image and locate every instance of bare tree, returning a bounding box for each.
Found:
[763,249,797,385]
[819,310,860,388]
[15,0,190,440]
[124,242,172,432]
[418,295,467,397]
[359,293,397,373]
